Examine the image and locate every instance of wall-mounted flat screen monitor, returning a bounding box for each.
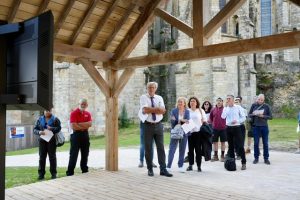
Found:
[6,10,53,111]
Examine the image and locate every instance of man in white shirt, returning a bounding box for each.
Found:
[139,82,172,177]
[221,95,246,170]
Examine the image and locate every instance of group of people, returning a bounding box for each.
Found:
[33,99,92,180]
[139,81,273,177]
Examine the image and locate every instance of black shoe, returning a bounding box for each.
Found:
[148,169,154,177]
[38,176,44,180]
[160,169,173,177]
[184,156,189,163]
[51,174,57,179]
[253,159,259,164]
[264,159,271,165]
[186,165,193,171]
[197,167,202,172]
[152,163,157,168]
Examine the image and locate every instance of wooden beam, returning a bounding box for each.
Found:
[110,31,300,69]
[154,8,193,37]
[289,0,300,6]
[69,0,99,45]
[37,0,50,14]
[105,69,118,171]
[54,42,113,63]
[204,0,246,39]
[7,0,21,22]
[112,0,166,60]
[54,0,76,37]
[87,0,119,48]
[101,3,136,51]
[76,58,110,98]
[193,0,204,47]
[113,68,135,97]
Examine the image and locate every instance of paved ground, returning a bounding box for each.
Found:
[5,148,300,200]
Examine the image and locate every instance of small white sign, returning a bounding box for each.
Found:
[10,126,25,138]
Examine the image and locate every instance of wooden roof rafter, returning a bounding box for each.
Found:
[87,0,120,48]
[54,0,76,37]
[69,0,99,45]
[289,0,300,6]
[101,3,136,51]
[7,0,22,22]
[37,0,51,15]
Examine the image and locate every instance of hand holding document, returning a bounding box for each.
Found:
[253,109,264,116]
[181,119,196,134]
[40,129,54,142]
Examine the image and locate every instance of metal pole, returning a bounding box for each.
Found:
[0,34,7,199]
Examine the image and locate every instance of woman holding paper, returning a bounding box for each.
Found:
[33,109,61,180]
[186,97,207,172]
[167,97,190,173]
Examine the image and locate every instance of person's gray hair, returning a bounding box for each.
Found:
[79,98,88,104]
[257,94,265,99]
[147,82,158,88]
[227,94,234,99]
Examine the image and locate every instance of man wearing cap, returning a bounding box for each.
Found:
[139,82,172,177]
[222,95,247,170]
[209,97,227,162]
[66,98,92,176]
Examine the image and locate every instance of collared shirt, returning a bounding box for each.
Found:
[221,105,246,126]
[140,94,165,123]
[70,108,92,124]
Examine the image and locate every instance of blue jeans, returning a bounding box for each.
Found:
[167,135,188,168]
[253,126,269,160]
[139,122,154,162]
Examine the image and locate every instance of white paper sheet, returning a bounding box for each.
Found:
[40,129,54,142]
[181,119,196,134]
[253,109,264,115]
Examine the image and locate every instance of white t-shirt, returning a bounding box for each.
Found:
[188,108,207,133]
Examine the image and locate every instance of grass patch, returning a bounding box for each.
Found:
[269,118,298,142]
[5,167,84,188]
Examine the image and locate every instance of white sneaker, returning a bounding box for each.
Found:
[178,167,185,173]
[166,167,171,172]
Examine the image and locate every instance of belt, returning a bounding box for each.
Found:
[145,121,161,125]
[74,130,88,133]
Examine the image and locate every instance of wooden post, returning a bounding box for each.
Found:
[105,69,118,171]
[0,34,7,199]
[193,0,203,48]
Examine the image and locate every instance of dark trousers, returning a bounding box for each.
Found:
[139,122,154,162]
[253,126,269,160]
[187,132,203,167]
[144,122,166,171]
[38,137,57,177]
[235,124,246,156]
[66,131,90,176]
[226,126,246,164]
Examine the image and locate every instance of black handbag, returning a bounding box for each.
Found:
[200,124,213,135]
[224,157,236,171]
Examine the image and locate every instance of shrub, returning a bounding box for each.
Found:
[119,104,130,128]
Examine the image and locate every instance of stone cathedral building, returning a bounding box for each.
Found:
[7,0,300,138]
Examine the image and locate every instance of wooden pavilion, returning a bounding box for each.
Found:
[0,0,300,197]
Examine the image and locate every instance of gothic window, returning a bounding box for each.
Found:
[219,0,227,33]
[233,15,239,36]
[265,54,272,64]
[261,0,272,36]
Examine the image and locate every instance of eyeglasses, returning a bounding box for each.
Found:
[204,104,209,105]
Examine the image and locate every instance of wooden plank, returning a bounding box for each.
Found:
[102,3,135,51]
[76,58,111,98]
[193,0,203,47]
[111,31,300,69]
[37,0,50,14]
[154,8,193,38]
[113,68,135,97]
[105,69,118,171]
[69,0,99,44]
[54,0,76,37]
[112,0,166,60]
[289,0,300,6]
[204,0,246,39]
[54,42,113,62]
[7,0,21,22]
[87,0,119,48]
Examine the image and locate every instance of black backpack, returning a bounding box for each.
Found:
[224,157,236,171]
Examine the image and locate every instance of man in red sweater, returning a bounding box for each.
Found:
[209,97,227,162]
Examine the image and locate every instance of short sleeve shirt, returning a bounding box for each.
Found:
[70,108,92,123]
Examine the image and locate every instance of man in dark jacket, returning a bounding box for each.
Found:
[249,94,272,165]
